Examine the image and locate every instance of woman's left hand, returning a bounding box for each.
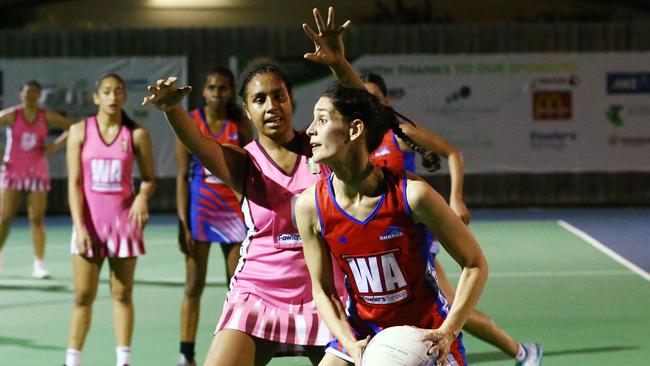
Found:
[129,195,149,230]
[450,197,471,225]
[303,7,351,67]
[420,326,456,366]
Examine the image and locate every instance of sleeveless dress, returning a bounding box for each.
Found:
[70,116,144,258]
[187,108,246,243]
[215,132,345,346]
[0,106,50,192]
[315,169,465,365]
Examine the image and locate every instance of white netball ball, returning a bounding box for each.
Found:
[361,326,436,366]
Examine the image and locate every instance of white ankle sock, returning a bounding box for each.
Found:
[515,343,526,362]
[65,348,81,366]
[116,346,131,366]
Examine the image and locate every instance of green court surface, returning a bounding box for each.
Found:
[1,217,648,365]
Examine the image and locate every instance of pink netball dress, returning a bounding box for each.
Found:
[215,131,344,346]
[70,116,144,258]
[0,106,50,191]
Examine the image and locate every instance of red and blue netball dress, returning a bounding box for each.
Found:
[187,108,246,244]
[315,169,466,365]
[369,130,416,173]
[370,130,439,256]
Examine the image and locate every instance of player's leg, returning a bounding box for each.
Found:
[202,329,279,366]
[108,256,137,366]
[435,259,520,357]
[317,351,352,366]
[27,190,50,278]
[0,189,22,253]
[219,242,241,285]
[179,241,211,365]
[304,345,327,365]
[66,255,103,366]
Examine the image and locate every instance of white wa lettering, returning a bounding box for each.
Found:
[347,257,383,293]
[347,253,407,293]
[381,252,407,291]
[91,159,122,183]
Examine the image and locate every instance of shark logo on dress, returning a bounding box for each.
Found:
[379,226,404,240]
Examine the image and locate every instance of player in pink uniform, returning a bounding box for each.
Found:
[143,8,359,365]
[176,66,253,366]
[296,84,488,366]
[64,74,155,366]
[364,73,542,366]
[0,80,72,278]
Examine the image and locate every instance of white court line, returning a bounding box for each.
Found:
[444,269,632,279]
[558,219,650,282]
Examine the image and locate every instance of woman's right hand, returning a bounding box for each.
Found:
[178,220,195,257]
[344,336,370,365]
[142,76,192,111]
[74,226,92,256]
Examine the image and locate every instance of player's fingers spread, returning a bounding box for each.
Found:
[339,20,352,33]
[156,78,166,86]
[326,6,334,28]
[313,8,326,33]
[303,23,318,41]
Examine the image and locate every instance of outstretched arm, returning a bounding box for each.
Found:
[142,77,248,194]
[399,123,470,224]
[303,7,365,89]
[406,174,487,364]
[296,187,369,364]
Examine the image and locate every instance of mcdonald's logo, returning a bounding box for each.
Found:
[532,91,572,120]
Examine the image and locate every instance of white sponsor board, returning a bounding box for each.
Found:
[292,53,650,173]
[0,57,186,177]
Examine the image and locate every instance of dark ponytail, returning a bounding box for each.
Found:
[387,108,440,172]
[323,83,440,172]
[121,109,136,130]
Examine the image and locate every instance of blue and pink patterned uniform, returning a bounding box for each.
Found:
[187,108,246,244]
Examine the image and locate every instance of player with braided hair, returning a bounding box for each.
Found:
[297,82,489,366]
[363,72,542,366]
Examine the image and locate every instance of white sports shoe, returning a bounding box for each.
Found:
[176,354,196,366]
[516,342,543,366]
[32,260,51,279]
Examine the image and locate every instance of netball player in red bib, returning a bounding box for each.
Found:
[363,73,542,366]
[296,84,489,366]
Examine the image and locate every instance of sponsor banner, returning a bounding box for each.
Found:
[292,53,650,173]
[0,57,187,177]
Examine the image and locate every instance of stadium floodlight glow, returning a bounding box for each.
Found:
[147,0,237,8]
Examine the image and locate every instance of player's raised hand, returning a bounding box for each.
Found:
[142,76,192,111]
[303,6,352,67]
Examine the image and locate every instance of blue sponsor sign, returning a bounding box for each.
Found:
[607,72,650,94]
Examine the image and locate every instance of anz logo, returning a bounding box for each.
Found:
[345,251,408,305]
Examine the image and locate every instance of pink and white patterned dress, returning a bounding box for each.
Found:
[0,106,50,192]
[70,116,144,258]
[215,131,345,346]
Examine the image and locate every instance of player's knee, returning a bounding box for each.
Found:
[74,290,97,307]
[111,288,133,304]
[0,213,14,226]
[184,278,206,298]
[28,213,45,227]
